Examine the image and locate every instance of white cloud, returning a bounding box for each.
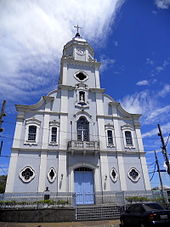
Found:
[0,0,125,101]
[158,84,170,97]
[142,122,170,138]
[120,90,156,115]
[120,88,170,125]
[146,105,170,123]
[136,80,149,86]
[99,56,116,72]
[155,0,170,9]
[146,58,154,65]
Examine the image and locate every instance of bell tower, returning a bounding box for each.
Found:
[58,29,101,89]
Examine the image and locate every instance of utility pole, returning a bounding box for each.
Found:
[158,124,170,174]
[0,100,6,155]
[154,151,166,204]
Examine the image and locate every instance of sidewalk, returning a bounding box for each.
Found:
[0,219,120,227]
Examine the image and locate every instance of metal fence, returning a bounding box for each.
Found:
[0,190,169,209]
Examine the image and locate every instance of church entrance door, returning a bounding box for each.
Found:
[74,167,94,205]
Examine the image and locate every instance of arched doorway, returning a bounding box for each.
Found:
[74,167,94,205]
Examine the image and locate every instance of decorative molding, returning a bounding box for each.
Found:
[89,88,105,93]
[25,118,41,126]
[61,57,101,67]
[58,84,75,90]
[49,120,60,127]
[16,96,54,111]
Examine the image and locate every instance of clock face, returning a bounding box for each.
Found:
[76,48,85,56]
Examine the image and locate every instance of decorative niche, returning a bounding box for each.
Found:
[75,83,89,108]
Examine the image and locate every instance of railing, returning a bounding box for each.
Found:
[0,190,169,209]
[68,140,100,151]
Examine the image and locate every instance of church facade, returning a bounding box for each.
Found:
[5,33,151,205]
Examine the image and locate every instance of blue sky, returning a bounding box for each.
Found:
[0,0,170,188]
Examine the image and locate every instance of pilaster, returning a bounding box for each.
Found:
[38,151,47,192]
[5,150,18,192]
[38,101,51,192]
[140,154,151,190]
[117,154,127,191]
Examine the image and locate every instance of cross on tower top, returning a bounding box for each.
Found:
[74,25,82,37]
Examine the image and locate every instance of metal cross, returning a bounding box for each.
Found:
[74,25,82,34]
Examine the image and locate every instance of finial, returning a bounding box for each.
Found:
[74,25,82,37]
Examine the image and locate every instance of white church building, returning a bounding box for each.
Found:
[5,32,151,205]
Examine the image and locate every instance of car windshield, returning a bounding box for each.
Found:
[143,203,164,211]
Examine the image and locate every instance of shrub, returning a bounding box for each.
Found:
[125,196,149,203]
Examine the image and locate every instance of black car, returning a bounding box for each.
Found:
[120,202,170,226]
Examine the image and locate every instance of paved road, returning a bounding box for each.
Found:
[0,220,120,227]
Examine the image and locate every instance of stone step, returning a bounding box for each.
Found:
[76,205,121,221]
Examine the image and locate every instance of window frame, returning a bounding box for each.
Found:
[121,125,135,149]
[77,116,89,142]
[24,118,41,145]
[125,131,133,146]
[28,125,37,141]
[105,125,115,148]
[49,120,59,145]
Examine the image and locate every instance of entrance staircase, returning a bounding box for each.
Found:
[76,204,122,221]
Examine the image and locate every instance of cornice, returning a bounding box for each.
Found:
[100,150,145,155]
[58,84,75,90]
[16,96,54,111]
[96,115,133,120]
[61,56,101,67]
[12,147,145,155]
[89,88,105,93]
[64,39,94,54]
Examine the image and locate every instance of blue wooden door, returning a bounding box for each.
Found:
[74,169,94,205]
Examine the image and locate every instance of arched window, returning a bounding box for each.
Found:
[77,117,89,141]
[28,125,37,141]
[125,131,133,146]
